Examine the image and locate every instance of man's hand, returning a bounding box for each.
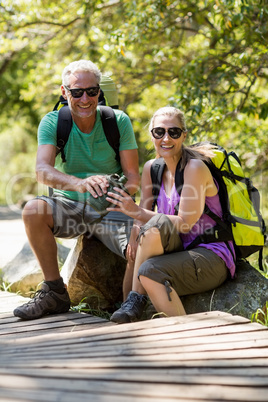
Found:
[78,175,110,197]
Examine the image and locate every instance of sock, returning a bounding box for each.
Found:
[44,277,65,294]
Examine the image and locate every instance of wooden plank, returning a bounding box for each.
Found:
[0,322,115,341]
[0,388,144,402]
[2,357,267,371]
[0,320,114,337]
[1,349,268,369]
[1,314,266,364]
[0,374,267,401]
[0,311,99,326]
[0,367,267,386]
[1,295,268,402]
[0,312,251,346]
[0,315,262,342]
[1,321,265,359]
[0,314,111,334]
[2,341,268,366]
[0,331,267,360]
[2,331,268,362]
[2,326,267,357]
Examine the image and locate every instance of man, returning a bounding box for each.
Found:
[14,60,140,320]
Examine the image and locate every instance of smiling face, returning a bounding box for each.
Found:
[151,114,187,160]
[61,70,100,120]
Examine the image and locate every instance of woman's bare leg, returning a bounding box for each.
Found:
[122,260,134,301]
[110,226,185,323]
[140,275,186,316]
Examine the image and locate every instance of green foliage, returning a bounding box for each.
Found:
[251,301,268,327]
[0,279,12,292]
[0,122,37,204]
[0,0,267,212]
[71,298,111,320]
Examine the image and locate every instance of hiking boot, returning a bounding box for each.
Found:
[13,283,71,320]
[110,291,148,324]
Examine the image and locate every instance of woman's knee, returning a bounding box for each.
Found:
[139,274,156,290]
[138,226,161,248]
[138,214,178,252]
[137,228,164,261]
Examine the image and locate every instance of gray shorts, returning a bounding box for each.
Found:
[36,195,133,259]
[138,214,228,296]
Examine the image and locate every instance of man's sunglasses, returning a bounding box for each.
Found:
[151,127,183,139]
[65,85,100,98]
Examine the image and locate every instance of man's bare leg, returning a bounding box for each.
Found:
[14,199,70,320]
[22,199,60,281]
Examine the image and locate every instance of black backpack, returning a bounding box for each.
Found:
[150,145,266,271]
[52,95,120,164]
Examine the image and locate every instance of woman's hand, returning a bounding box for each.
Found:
[106,187,140,219]
[126,224,140,262]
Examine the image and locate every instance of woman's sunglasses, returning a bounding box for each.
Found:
[151,127,183,139]
[65,85,100,98]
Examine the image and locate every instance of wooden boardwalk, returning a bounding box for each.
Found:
[0,291,268,402]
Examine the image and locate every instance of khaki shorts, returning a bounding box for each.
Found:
[138,214,228,296]
[35,195,133,258]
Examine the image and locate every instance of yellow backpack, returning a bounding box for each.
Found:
[151,143,266,270]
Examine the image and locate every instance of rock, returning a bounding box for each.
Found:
[61,235,126,310]
[1,241,71,295]
[181,259,268,319]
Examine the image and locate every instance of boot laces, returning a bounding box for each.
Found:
[25,289,47,306]
[122,293,141,310]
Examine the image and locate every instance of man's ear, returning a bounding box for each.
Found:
[61,85,67,100]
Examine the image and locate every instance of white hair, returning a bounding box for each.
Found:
[62,60,102,86]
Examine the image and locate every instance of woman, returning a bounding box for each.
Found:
[106,106,236,324]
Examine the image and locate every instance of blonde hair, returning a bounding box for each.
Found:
[149,106,216,169]
[149,106,187,133]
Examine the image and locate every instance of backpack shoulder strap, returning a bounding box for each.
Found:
[150,158,166,211]
[173,159,184,215]
[56,105,73,163]
[99,105,120,163]
[174,159,184,194]
[150,158,184,212]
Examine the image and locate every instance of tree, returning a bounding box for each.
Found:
[0,0,267,203]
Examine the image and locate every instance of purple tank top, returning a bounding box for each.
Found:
[157,181,236,278]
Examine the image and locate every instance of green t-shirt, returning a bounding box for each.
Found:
[38,107,138,202]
